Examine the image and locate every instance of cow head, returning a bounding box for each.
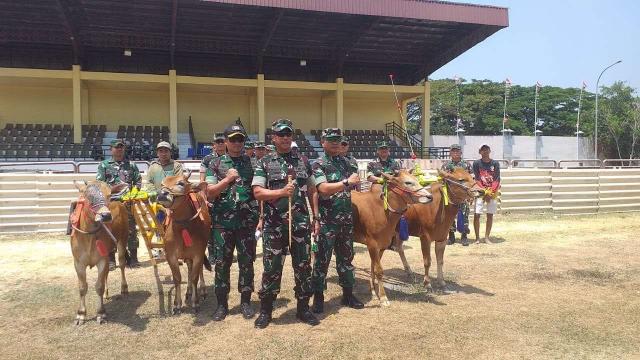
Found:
[437,167,484,201]
[381,169,433,204]
[74,180,128,223]
[157,170,207,209]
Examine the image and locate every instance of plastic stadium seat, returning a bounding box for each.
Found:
[15,124,24,131]
[5,123,14,130]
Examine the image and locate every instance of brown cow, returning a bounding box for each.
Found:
[352,170,433,306]
[70,180,130,325]
[157,171,210,314]
[395,167,484,291]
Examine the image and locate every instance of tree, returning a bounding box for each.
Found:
[598,81,637,159]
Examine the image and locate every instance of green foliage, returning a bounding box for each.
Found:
[598,81,639,159]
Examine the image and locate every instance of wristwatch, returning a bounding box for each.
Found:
[342,178,349,187]
[313,216,321,222]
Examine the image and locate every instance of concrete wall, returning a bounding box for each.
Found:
[0,85,73,125]
[344,98,399,133]
[265,96,323,133]
[89,88,170,131]
[179,92,251,140]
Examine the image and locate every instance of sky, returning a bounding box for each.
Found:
[430,0,640,92]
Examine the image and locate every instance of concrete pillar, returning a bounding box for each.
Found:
[502,129,514,160]
[535,129,543,159]
[456,128,466,157]
[81,85,89,126]
[401,99,408,125]
[576,131,585,159]
[169,70,178,145]
[257,74,265,141]
[72,65,82,143]
[421,80,431,147]
[336,77,344,130]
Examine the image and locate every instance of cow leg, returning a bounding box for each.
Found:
[185,259,193,303]
[434,240,447,290]
[95,258,109,324]
[167,256,182,315]
[421,235,433,292]
[367,245,378,300]
[199,267,207,301]
[74,258,88,325]
[368,246,389,307]
[394,233,413,277]
[118,244,128,295]
[190,256,203,312]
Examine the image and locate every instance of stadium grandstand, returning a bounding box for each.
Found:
[0,0,509,161]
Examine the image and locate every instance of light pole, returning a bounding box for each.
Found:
[595,60,622,159]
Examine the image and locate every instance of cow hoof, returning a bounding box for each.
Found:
[74,318,84,326]
[380,299,391,307]
[96,316,107,325]
[425,283,434,293]
[172,307,182,315]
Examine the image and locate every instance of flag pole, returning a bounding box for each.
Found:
[534,82,539,159]
[502,81,508,132]
[577,84,585,159]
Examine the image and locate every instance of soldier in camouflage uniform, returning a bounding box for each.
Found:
[340,136,359,185]
[96,138,142,269]
[310,128,364,314]
[254,141,266,160]
[265,144,275,156]
[366,140,401,183]
[245,141,255,159]
[206,124,259,321]
[251,118,321,329]
[200,132,226,263]
[442,144,472,246]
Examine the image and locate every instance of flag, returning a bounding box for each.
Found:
[536,81,542,88]
[456,118,462,126]
[504,116,509,123]
[454,75,461,84]
[582,81,587,89]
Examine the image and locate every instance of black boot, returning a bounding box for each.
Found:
[311,291,324,314]
[295,297,320,326]
[461,233,469,247]
[447,231,456,245]
[212,294,228,321]
[128,249,140,268]
[340,287,364,309]
[108,251,116,271]
[240,292,255,319]
[254,298,273,329]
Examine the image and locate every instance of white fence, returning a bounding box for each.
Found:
[1,166,640,233]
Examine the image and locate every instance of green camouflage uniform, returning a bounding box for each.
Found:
[96,158,142,249]
[311,153,358,291]
[441,159,471,233]
[208,154,259,295]
[252,151,315,301]
[366,156,400,178]
[201,152,221,255]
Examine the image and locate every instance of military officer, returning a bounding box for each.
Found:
[254,141,267,160]
[366,140,401,183]
[310,128,364,314]
[442,144,472,246]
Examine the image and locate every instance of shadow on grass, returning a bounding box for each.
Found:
[104,290,152,332]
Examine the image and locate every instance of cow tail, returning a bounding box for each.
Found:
[203,256,212,272]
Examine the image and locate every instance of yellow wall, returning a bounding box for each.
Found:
[265,96,322,133]
[0,86,73,126]
[344,98,399,132]
[88,88,169,131]
[178,92,250,143]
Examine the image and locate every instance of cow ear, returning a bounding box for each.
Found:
[110,183,129,196]
[73,180,86,193]
[381,172,393,182]
[192,182,208,193]
[437,169,448,178]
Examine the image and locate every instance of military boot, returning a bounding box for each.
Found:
[128,249,141,268]
[295,297,320,326]
[212,294,228,321]
[108,251,116,271]
[461,233,469,247]
[311,291,324,314]
[240,292,255,319]
[340,287,364,309]
[447,231,456,245]
[254,298,274,329]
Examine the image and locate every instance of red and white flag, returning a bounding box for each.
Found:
[503,116,509,123]
[454,75,461,84]
[456,118,462,126]
[536,81,542,88]
[582,81,588,89]
[505,78,511,86]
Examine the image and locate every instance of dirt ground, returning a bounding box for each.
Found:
[0,212,639,360]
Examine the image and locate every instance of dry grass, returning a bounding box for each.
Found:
[0,212,639,360]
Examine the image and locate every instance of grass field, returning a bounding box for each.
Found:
[0,212,639,360]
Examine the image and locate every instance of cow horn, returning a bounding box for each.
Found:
[184,169,192,180]
[84,180,89,186]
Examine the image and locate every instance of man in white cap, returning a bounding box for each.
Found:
[146,141,183,193]
[291,141,299,156]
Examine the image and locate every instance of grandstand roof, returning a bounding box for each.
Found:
[0,0,508,85]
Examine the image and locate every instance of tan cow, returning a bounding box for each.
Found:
[70,180,130,325]
[394,167,484,291]
[352,170,433,306]
[157,171,210,314]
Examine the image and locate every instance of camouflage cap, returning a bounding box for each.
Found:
[450,143,462,150]
[110,138,125,147]
[254,141,266,148]
[213,132,225,142]
[321,127,342,138]
[266,145,276,151]
[376,141,390,149]
[271,118,293,133]
[341,136,350,145]
[245,141,254,149]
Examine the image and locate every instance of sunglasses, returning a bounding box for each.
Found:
[326,137,342,143]
[341,142,349,146]
[275,132,293,138]
[228,136,245,143]
[214,140,224,144]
